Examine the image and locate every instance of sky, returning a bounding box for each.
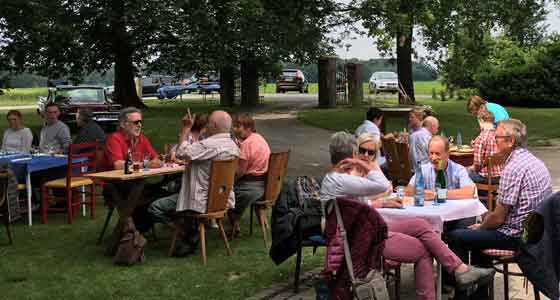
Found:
[335,4,560,60]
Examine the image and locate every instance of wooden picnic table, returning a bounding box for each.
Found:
[86,165,185,255]
[449,145,474,167]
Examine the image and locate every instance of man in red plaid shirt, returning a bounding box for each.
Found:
[448,119,552,298]
[468,111,504,184]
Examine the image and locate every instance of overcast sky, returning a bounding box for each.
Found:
[335,4,560,60]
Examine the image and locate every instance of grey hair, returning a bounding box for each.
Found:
[329,131,357,164]
[78,108,94,123]
[422,116,438,128]
[118,107,142,123]
[497,119,527,148]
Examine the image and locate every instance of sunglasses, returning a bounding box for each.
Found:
[358,147,376,156]
[128,120,143,125]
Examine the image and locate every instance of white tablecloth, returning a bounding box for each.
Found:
[377,199,487,233]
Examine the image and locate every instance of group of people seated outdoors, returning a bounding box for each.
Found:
[1,93,554,300]
[321,95,553,299]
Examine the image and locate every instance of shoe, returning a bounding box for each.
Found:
[455,266,495,290]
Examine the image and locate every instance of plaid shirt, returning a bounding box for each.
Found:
[497,148,552,237]
[472,128,503,178]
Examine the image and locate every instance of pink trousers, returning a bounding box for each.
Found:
[383,218,462,300]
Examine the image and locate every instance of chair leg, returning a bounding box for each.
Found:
[217,219,233,256]
[41,185,48,224]
[249,204,254,236]
[168,224,180,257]
[199,221,207,265]
[97,206,114,245]
[294,243,303,293]
[66,187,73,224]
[90,184,96,219]
[256,206,269,248]
[489,273,495,300]
[503,263,509,300]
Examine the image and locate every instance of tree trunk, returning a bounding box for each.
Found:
[220,66,235,107]
[241,60,259,106]
[396,24,415,105]
[318,57,337,108]
[110,0,145,109]
[346,63,363,107]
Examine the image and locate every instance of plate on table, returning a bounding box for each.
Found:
[401,196,414,205]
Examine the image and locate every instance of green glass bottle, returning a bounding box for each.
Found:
[435,160,447,203]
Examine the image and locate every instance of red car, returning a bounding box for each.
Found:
[37,85,121,132]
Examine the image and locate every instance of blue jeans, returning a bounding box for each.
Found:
[447,228,520,266]
[468,171,500,185]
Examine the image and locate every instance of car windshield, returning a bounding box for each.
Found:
[376,72,398,80]
[56,88,105,103]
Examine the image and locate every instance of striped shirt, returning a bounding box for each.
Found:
[472,128,503,178]
[408,159,474,190]
[497,148,552,237]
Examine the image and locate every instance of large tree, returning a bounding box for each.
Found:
[0,0,179,108]
[351,0,550,104]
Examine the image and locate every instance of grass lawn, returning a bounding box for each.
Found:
[297,99,560,146]
[0,87,47,106]
[0,101,323,300]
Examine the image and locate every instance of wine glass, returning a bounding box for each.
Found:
[143,155,150,171]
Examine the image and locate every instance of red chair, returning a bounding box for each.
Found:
[41,141,98,224]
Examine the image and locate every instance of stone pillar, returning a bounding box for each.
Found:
[318,57,337,108]
[346,63,363,107]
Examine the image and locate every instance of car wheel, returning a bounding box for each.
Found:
[276,88,280,93]
[304,88,309,93]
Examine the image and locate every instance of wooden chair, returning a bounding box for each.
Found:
[381,139,401,186]
[168,158,238,265]
[395,142,412,184]
[41,141,98,224]
[475,154,503,210]
[0,172,13,244]
[249,150,290,248]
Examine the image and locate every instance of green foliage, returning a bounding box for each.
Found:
[432,88,437,100]
[474,35,560,107]
[439,90,447,102]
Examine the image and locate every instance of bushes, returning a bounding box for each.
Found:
[474,36,560,107]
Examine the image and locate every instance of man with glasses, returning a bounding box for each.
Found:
[104,107,162,170]
[103,107,163,233]
[447,119,552,299]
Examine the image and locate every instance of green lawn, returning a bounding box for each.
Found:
[298,99,560,146]
[0,101,323,300]
[0,87,47,106]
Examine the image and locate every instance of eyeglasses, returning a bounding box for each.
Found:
[128,120,143,125]
[358,147,376,156]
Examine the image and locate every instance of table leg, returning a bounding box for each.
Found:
[26,173,32,226]
[437,262,442,300]
[105,180,146,256]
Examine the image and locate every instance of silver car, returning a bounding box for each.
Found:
[369,71,398,94]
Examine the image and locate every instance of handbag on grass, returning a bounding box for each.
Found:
[333,200,389,300]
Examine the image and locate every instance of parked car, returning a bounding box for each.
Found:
[37,85,121,132]
[368,71,398,94]
[140,75,175,97]
[276,69,309,93]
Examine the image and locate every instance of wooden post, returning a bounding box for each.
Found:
[347,63,363,107]
[318,57,337,108]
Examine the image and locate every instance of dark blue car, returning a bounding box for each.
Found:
[157,82,201,99]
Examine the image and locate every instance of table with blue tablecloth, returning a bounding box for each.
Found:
[0,153,85,225]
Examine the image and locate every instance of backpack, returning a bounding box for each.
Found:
[113,217,147,266]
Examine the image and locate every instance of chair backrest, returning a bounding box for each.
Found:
[381,139,401,184]
[395,142,413,182]
[262,150,290,205]
[206,158,239,214]
[67,141,98,181]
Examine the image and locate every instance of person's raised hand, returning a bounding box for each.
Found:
[181,108,195,128]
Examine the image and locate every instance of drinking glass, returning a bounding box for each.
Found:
[432,187,440,206]
[396,186,405,208]
[143,155,150,171]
